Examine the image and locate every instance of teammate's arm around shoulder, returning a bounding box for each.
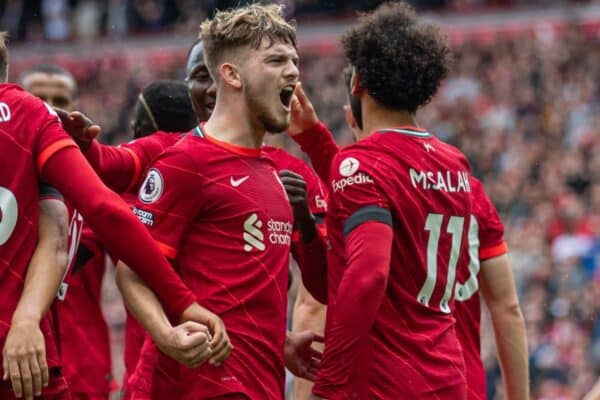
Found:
[479,254,530,400]
[2,198,69,399]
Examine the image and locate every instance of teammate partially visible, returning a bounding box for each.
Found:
[0,31,211,400]
[21,64,118,400]
[121,79,198,392]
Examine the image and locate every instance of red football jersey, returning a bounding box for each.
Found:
[454,178,507,400]
[57,223,113,396]
[0,83,77,394]
[312,127,472,399]
[129,131,293,399]
[85,131,184,193]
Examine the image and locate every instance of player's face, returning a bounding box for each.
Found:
[185,42,216,122]
[22,72,76,111]
[241,39,299,133]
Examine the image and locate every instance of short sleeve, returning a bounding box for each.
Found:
[39,182,64,202]
[471,178,507,260]
[329,149,392,236]
[32,99,77,173]
[132,151,202,259]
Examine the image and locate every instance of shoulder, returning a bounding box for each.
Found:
[264,146,314,175]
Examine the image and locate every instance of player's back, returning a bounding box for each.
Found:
[329,127,472,398]
[131,132,293,399]
[0,83,74,389]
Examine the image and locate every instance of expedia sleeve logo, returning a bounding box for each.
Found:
[139,168,164,204]
[332,156,374,192]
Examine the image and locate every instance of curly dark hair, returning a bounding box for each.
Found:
[341,2,452,113]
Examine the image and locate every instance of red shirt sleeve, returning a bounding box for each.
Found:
[313,150,394,398]
[84,140,141,194]
[291,122,340,183]
[471,178,507,260]
[291,225,328,304]
[132,150,203,261]
[39,145,196,317]
[313,221,393,399]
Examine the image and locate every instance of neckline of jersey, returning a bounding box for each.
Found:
[380,126,430,137]
[195,123,262,156]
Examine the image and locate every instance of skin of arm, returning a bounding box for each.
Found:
[479,254,530,400]
[2,199,69,399]
[115,262,232,367]
[292,282,326,398]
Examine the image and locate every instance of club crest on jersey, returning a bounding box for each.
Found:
[339,157,360,177]
[139,168,163,204]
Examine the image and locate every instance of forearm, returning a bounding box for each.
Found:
[293,122,340,183]
[13,201,69,323]
[41,146,195,317]
[293,284,326,334]
[84,140,138,193]
[489,304,529,400]
[115,262,172,343]
[292,226,328,304]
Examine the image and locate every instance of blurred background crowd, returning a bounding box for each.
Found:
[3,0,600,398]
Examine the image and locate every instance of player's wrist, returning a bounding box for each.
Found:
[11,311,42,326]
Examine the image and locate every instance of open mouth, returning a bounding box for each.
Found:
[279,86,294,111]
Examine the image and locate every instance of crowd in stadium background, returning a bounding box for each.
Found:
[2,0,600,399]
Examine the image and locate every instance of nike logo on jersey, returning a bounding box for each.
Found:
[230,176,249,187]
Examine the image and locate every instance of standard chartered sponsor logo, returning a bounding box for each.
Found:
[244,213,265,252]
[267,219,293,246]
[243,213,292,252]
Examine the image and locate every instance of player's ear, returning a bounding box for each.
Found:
[219,63,242,90]
[350,67,361,96]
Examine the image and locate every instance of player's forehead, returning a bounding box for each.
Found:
[22,72,75,93]
[186,42,205,76]
[255,39,297,59]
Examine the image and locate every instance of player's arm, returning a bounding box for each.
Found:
[36,127,196,319]
[313,221,392,399]
[292,282,326,398]
[2,198,69,399]
[479,254,530,400]
[313,152,393,399]
[288,83,340,183]
[115,261,214,368]
[54,108,142,193]
[280,169,328,303]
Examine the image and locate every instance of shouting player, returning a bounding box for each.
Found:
[0,32,212,400]
[121,4,323,398]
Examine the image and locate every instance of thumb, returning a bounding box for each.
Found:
[85,125,102,139]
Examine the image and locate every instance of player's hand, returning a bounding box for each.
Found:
[288,82,319,136]
[155,321,212,369]
[309,396,327,400]
[2,319,49,400]
[181,303,233,367]
[54,108,101,151]
[279,170,317,242]
[284,330,323,381]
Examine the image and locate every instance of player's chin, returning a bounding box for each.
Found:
[264,113,290,134]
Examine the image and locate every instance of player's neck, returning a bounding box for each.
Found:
[359,95,419,140]
[203,100,265,149]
